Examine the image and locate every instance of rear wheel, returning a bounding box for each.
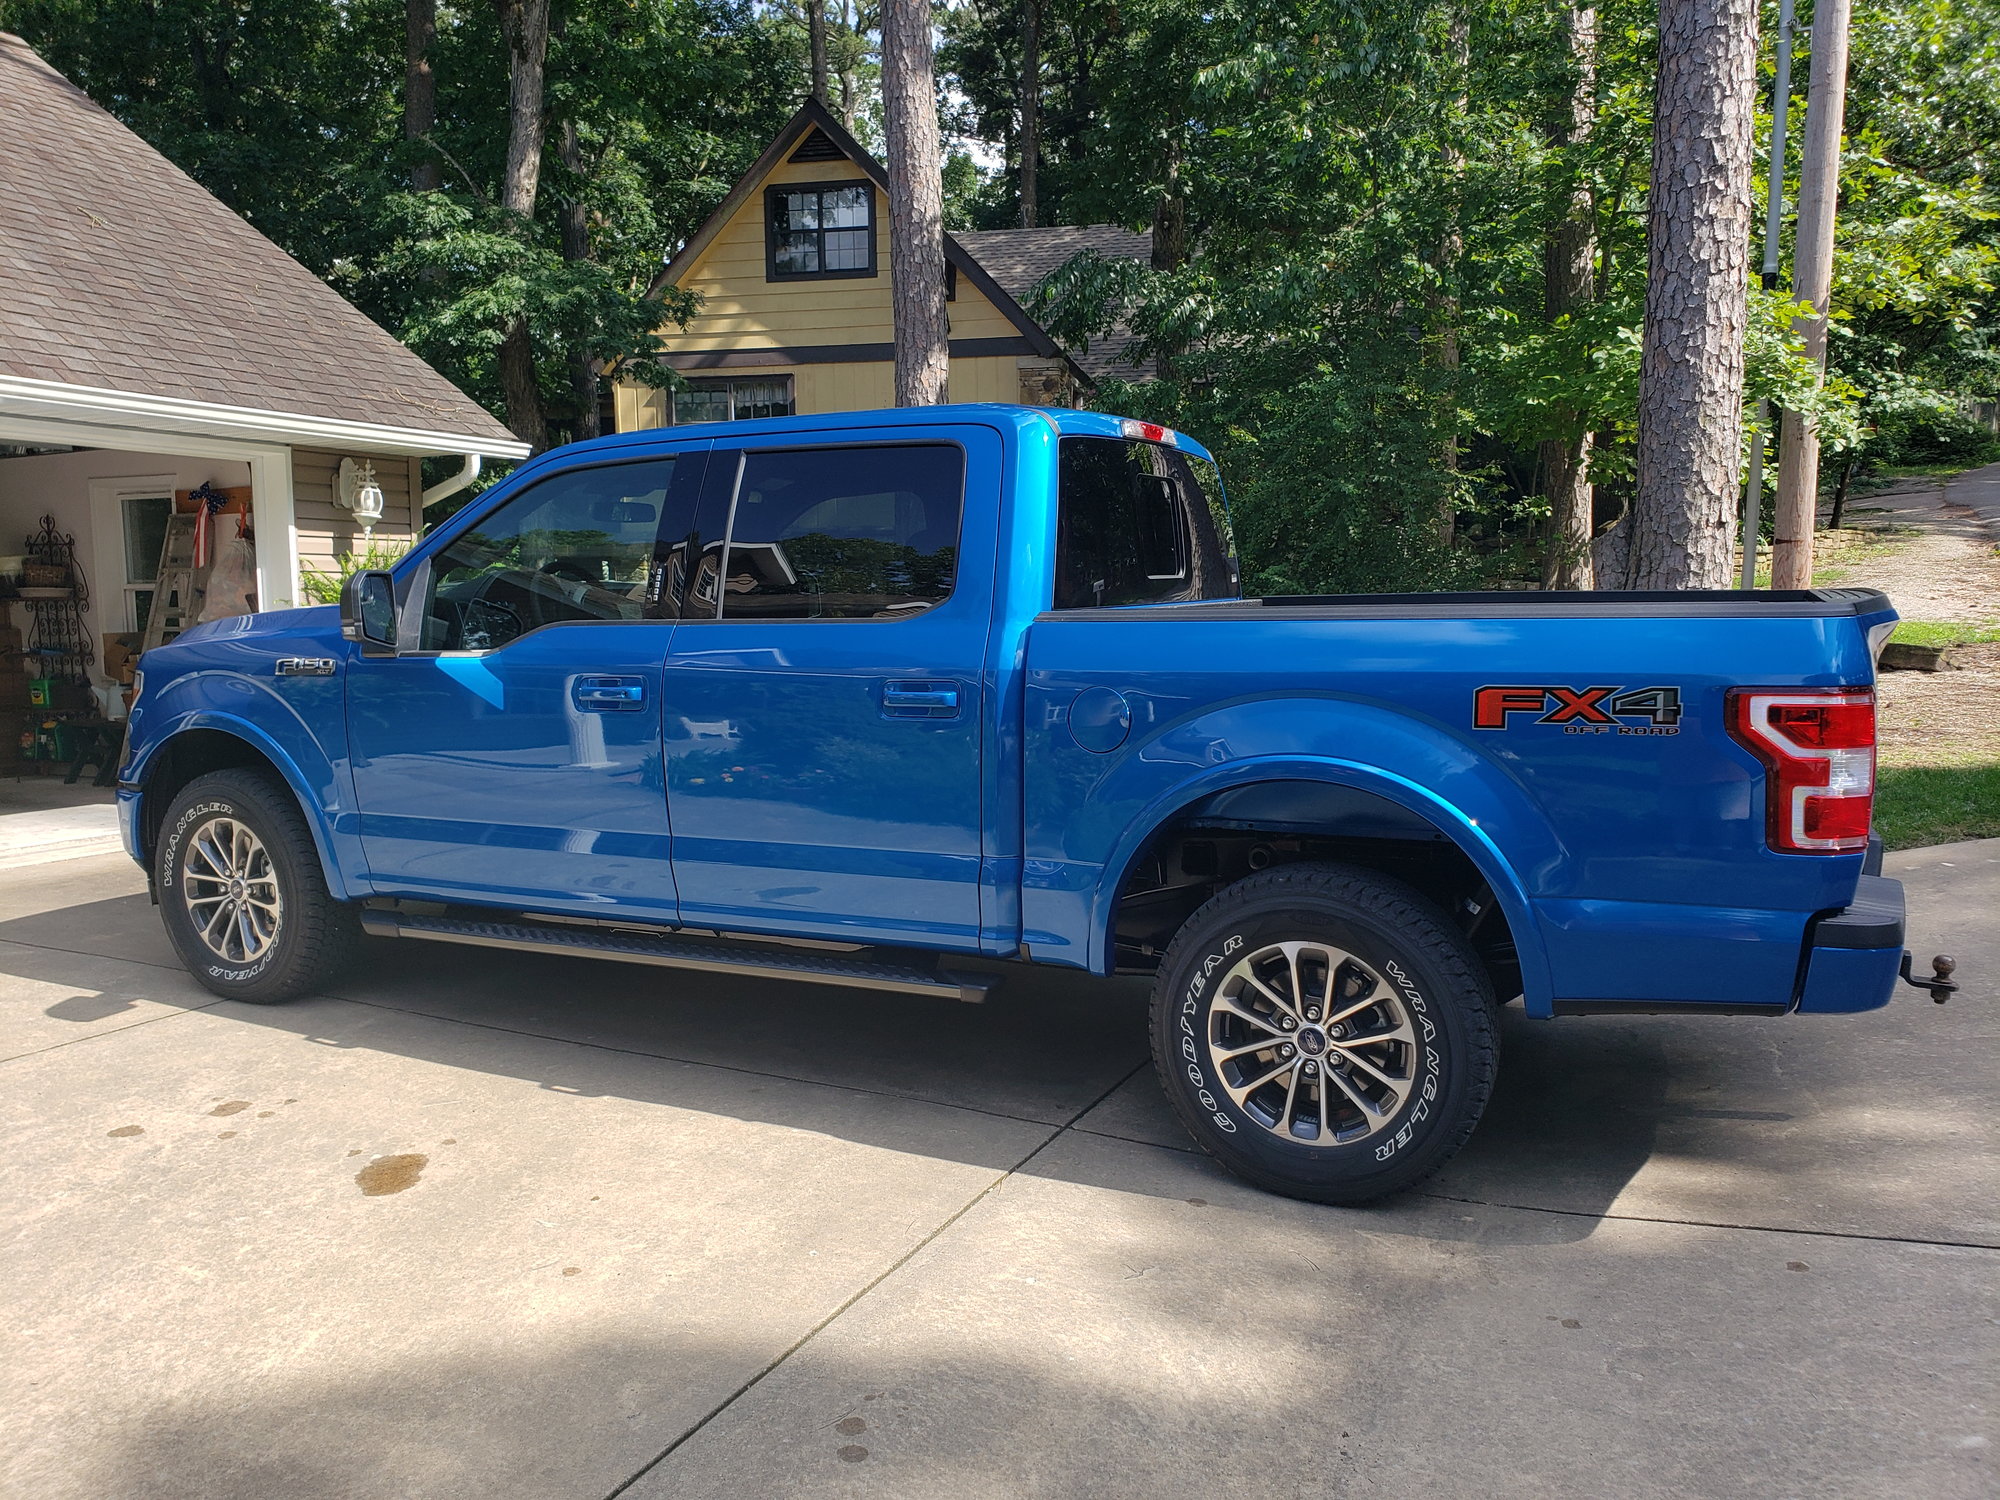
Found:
[156,769,357,1003]
[1150,861,1498,1204]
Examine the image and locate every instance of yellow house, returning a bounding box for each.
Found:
[613,100,1151,432]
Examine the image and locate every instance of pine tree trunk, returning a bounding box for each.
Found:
[1629,0,1759,589]
[1541,3,1598,590]
[881,0,950,405]
[405,0,439,191]
[808,0,829,104]
[1019,0,1040,229]
[494,0,552,449]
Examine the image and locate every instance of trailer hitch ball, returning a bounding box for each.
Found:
[1899,952,1959,1004]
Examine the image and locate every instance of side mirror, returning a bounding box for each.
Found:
[340,570,399,656]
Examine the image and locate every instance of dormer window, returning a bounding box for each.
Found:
[766,181,876,280]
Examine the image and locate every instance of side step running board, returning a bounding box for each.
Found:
[360,910,993,1003]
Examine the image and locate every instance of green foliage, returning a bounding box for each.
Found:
[960,0,2000,591]
[297,539,414,605]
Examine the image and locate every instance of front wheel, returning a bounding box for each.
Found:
[1150,862,1498,1205]
[156,769,357,1003]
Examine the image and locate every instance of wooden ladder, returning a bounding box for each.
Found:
[141,513,204,653]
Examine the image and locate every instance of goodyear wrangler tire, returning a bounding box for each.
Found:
[156,769,357,1004]
[1150,862,1498,1205]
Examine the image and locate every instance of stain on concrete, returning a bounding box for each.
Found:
[1185,1198,1207,1207]
[562,1267,581,1277]
[208,1101,251,1117]
[106,1125,143,1138]
[355,1153,428,1196]
[1560,1318,1582,1329]
[1787,1261,1809,1272]
[217,1131,237,1140]
[257,1111,274,1118]
[837,1445,869,1463]
[440,1138,457,1145]
[835,1417,866,1436]
[346,1149,362,1157]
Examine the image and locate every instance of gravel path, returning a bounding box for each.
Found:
[1835,463,2000,622]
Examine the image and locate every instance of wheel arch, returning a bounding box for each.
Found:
[130,718,350,900]
[1094,759,1552,1014]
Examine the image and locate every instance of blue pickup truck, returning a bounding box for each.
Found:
[118,404,1944,1203]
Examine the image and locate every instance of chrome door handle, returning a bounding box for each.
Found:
[574,676,645,711]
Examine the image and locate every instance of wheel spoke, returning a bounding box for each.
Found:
[1225,1053,1294,1099]
[1214,1036,1279,1064]
[1278,1063,1302,1135]
[1333,1044,1407,1096]
[1238,971,1295,1017]
[1213,989,1281,1030]
[1324,1060,1385,1120]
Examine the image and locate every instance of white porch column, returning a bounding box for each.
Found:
[247,447,300,611]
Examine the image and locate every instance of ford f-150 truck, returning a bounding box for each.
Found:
[119,404,1948,1203]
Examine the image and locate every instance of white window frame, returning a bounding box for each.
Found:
[87,474,180,633]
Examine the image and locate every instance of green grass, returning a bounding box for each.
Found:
[1888,619,2000,649]
[1875,761,2000,850]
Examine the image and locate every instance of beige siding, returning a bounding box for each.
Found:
[291,449,420,572]
[614,354,1025,432]
[671,159,1023,352]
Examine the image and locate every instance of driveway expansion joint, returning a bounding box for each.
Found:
[598,1059,1153,1500]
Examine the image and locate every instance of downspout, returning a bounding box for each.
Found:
[421,453,481,515]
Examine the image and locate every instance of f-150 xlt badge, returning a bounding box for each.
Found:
[1473,684,1682,735]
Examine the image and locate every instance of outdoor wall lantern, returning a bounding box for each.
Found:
[336,457,387,537]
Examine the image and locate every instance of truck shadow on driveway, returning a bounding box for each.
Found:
[6,890,1947,1247]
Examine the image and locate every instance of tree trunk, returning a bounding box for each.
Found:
[808,0,829,105]
[1770,0,1851,587]
[405,0,440,191]
[1540,3,1598,590]
[837,0,859,129]
[558,118,601,442]
[494,0,552,450]
[1019,0,1040,229]
[1629,0,1759,589]
[881,0,950,405]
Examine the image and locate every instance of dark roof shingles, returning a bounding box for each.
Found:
[0,34,514,446]
[954,225,1155,382]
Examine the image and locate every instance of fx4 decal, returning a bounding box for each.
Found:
[1473,684,1683,736]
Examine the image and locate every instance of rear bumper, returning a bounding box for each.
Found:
[1795,874,1905,1014]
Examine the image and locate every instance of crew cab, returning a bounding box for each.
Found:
[117,405,1940,1202]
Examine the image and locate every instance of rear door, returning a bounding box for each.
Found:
[660,427,1000,951]
[345,446,707,918]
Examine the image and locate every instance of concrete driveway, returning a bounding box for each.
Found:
[1,844,1993,1499]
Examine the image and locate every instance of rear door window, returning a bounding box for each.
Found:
[695,444,965,620]
[1055,437,1237,609]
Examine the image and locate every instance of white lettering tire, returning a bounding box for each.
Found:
[1150,861,1498,1204]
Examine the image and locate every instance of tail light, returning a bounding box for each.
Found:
[1727,688,1876,853]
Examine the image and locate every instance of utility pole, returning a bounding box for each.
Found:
[1739,0,1795,588]
[1770,0,1851,588]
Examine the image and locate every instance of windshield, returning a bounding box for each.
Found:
[1054,436,1239,610]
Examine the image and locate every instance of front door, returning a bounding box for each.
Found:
[662,430,997,950]
[346,448,705,919]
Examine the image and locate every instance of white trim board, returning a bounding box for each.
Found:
[0,376,528,461]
